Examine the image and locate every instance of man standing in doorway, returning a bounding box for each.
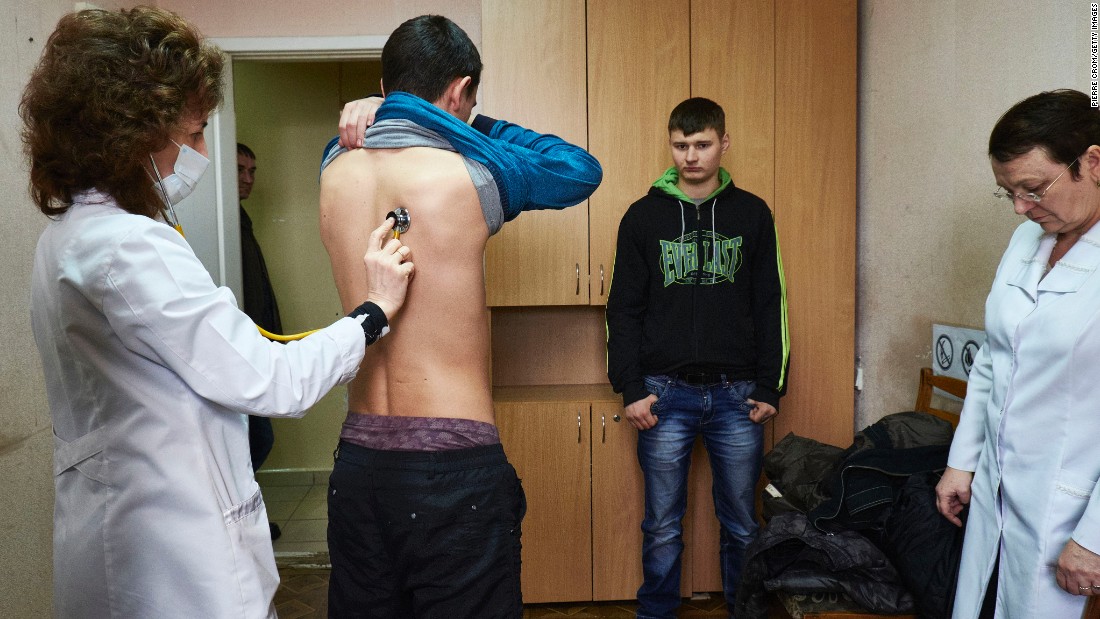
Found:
[606,97,789,617]
[237,142,282,540]
[318,15,602,618]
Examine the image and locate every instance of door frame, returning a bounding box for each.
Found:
[197,36,385,299]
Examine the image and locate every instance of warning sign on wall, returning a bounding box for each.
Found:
[932,323,986,382]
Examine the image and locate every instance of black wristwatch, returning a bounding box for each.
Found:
[347,301,389,345]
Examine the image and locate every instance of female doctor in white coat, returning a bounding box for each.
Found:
[936,89,1100,618]
[20,7,413,618]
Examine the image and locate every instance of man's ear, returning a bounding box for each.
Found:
[720,132,731,155]
[379,78,386,97]
[439,76,473,114]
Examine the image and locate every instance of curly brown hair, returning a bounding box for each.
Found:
[20,6,225,218]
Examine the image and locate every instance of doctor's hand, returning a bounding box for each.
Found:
[748,400,777,424]
[338,96,385,149]
[363,218,414,320]
[624,395,659,431]
[1056,539,1100,596]
[935,466,974,527]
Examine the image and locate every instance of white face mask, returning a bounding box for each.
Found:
[150,140,210,207]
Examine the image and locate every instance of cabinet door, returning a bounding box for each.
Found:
[690,0,775,209]
[481,0,591,306]
[496,401,592,603]
[773,0,858,448]
[587,0,690,306]
[590,402,645,601]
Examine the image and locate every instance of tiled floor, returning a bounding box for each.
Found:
[257,469,331,557]
[258,470,753,617]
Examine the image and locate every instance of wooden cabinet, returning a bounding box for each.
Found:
[495,387,645,603]
[772,0,858,448]
[590,400,646,600]
[482,0,857,444]
[495,398,594,602]
[480,0,592,306]
[495,386,729,603]
[483,0,858,604]
[587,0,690,307]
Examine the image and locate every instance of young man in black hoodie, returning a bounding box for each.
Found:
[606,97,790,617]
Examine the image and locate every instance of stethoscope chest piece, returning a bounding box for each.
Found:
[386,207,411,235]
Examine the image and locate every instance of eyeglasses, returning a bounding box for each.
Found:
[994,158,1079,204]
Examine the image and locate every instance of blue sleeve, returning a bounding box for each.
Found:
[472,114,603,211]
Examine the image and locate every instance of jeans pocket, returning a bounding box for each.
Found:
[644,375,669,412]
[722,380,755,411]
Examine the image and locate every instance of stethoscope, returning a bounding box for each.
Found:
[152,154,413,342]
[255,208,409,341]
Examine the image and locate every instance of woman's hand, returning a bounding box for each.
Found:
[1057,539,1100,596]
[363,217,413,320]
[338,96,384,149]
[935,466,974,527]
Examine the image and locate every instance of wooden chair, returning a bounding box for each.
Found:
[913,367,966,429]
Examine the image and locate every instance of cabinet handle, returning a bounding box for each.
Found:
[577,411,582,443]
[575,263,580,296]
[601,414,606,443]
[600,264,605,297]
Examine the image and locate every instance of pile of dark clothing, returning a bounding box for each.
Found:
[734,412,966,619]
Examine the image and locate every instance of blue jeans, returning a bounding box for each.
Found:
[635,375,763,619]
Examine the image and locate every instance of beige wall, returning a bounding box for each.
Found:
[856,0,1091,429]
[2,0,1094,615]
[234,60,381,470]
[3,2,74,614]
[158,0,480,40]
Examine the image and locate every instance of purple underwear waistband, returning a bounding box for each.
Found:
[339,412,500,452]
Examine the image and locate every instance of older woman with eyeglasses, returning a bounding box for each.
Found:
[936,89,1100,618]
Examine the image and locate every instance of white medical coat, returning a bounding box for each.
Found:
[31,191,367,618]
[948,220,1100,618]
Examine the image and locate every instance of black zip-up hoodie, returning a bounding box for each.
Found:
[606,167,790,409]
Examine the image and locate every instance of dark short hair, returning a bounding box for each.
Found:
[237,143,256,160]
[668,97,725,137]
[381,15,481,102]
[20,6,224,218]
[989,89,1100,181]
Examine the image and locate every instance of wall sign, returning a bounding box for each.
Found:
[932,323,986,382]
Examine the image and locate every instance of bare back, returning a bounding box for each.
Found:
[320,147,493,423]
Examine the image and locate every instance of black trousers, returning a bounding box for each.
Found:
[248,415,274,471]
[327,441,526,619]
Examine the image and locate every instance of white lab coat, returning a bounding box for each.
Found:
[948,220,1100,618]
[31,191,367,618]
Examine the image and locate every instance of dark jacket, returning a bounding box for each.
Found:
[239,207,281,334]
[882,472,965,619]
[760,412,962,619]
[807,412,954,533]
[605,167,790,408]
[734,511,914,619]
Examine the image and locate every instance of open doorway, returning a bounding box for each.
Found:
[232,58,381,471]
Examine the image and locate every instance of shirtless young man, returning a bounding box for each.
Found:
[318,15,602,619]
